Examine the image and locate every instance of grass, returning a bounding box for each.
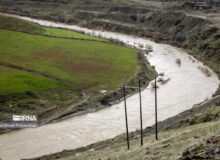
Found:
[0,66,65,94]
[0,14,44,34]
[0,15,139,94]
[44,27,106,41]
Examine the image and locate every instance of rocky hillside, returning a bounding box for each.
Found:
[180,135,220,160]
[81,11,220,78]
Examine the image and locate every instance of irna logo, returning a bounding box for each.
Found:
[13,115,37,122]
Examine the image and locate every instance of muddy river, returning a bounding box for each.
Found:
[0,13,219,160]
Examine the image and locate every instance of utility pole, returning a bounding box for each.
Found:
[155,76,158,140]
[138,78,143,146]
[123,83,130,149]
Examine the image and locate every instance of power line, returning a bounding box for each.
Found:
[123,83,130,150]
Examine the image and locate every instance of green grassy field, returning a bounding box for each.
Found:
[0,66,64,94]
[0,15,139,95]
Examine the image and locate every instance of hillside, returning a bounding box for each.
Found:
[26,97,220,160]
[0,15,156,127]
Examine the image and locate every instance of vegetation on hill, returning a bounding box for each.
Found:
[0,14,44,34]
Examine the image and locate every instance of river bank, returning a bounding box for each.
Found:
[47,49,156,124]
[26,95,220,160]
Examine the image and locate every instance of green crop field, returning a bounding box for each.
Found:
[0,15,139,95]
